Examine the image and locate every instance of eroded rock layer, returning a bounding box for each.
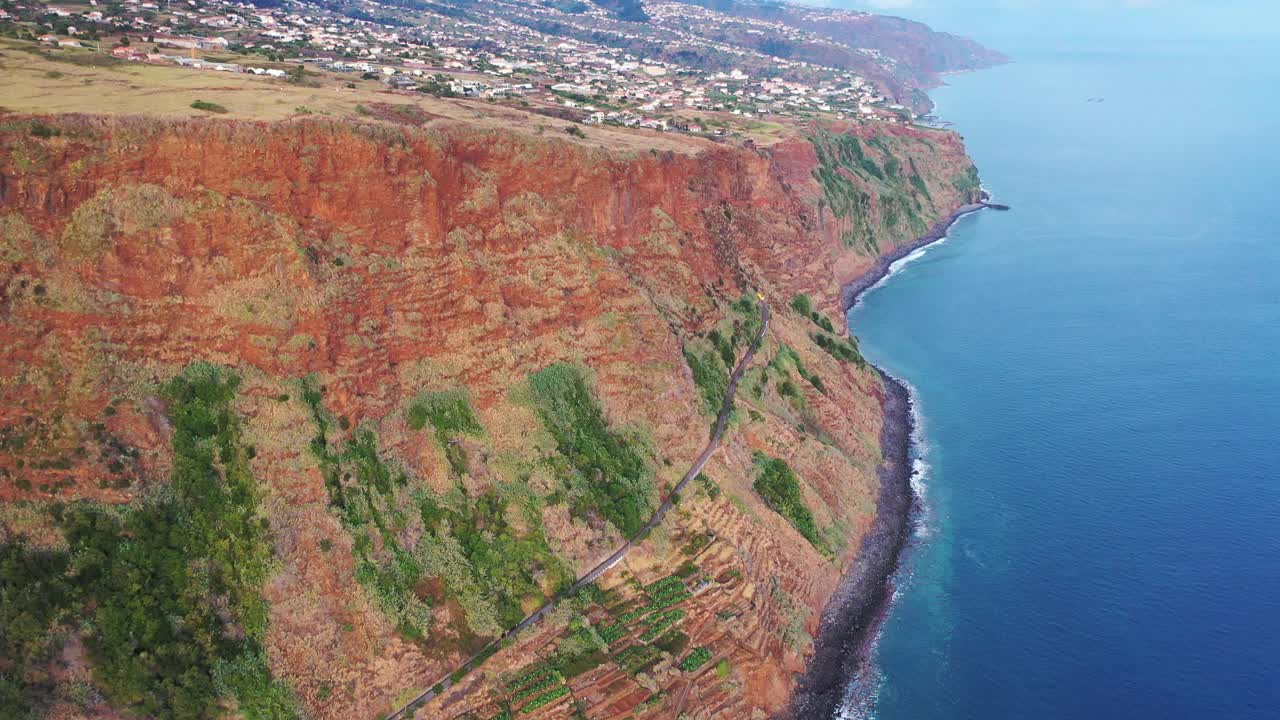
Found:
[0,115,978,720]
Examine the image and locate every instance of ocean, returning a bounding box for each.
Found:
[843,9,1280,720]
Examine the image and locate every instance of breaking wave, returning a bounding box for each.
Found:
[834,372,935,720]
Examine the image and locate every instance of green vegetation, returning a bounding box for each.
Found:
[528,364,654,537]
[488,563,706,696]
[190,99,228,113]
[680,531,712,557]
[684,293,762,419]
[791,293,837,333]
[706,296,763,371]
[570,581,608,606]
[953,164,982,196]
[729,293,764,340]
[882,155,902,178]
[598,622,627,644]
[752,453,825,551]
[817,134,884,180]
[46,364,299,720]
[303,377,570,639]
[812,332,866,367]
[640,609,685,641]
[695,472,721,499]
[646,575,692,609]
[633,692,666,713]
[511,672,562,702]
[509,665,554,691]
[521,684,570,713]
[810,137,874,253]
[615,606,648,624]
[406,388,483,475]
[908,158,933,199]
[407,389,483,440]
[549,632,608,678]
[530,571,703,681]
[684,347,729,415]
[786,295,865,367]
[0,543,76,717]
[809,129,938,254]
[810,132,882,221]
[303,377,427,634]
[764,345,823,397]
[613,643,660,674]
[646,588,691,614]
[678,647,713,672]
[653,629,689,655]
[715,658,733,679]
[28,119,60,138]
[418,491,571,632]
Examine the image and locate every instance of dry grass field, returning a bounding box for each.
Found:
[0,37,745,154]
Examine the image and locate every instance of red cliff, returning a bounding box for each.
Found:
[0,114,979,720]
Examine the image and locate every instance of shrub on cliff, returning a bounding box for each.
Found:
[190,99,228,113]
[28,119,60,138]
[752,453,825,551]
[684,347,728,415]
[0,542,77,715]
[813,332,866,367]
[58,363,299,720]
[953,164,982,199]
[408,388,483,440]
[686,294,763,418]
[407,388,484,475]
[772,345,825,396]
[304,379,570,639]
[528,363,654,536]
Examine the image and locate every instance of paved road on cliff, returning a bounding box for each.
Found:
[386,299,770,720]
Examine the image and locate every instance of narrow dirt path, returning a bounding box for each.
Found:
[386,300,770,720]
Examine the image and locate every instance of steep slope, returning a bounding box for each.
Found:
[0,114,979,720]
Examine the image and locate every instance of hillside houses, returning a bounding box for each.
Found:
[6,0,915,130]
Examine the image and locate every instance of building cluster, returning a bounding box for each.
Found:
[2,0,915,128]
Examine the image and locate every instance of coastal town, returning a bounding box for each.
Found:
[0,0,922,134]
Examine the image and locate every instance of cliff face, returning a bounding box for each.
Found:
[0,115,978,720]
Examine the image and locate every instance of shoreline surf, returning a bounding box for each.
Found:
[785,199,992,719]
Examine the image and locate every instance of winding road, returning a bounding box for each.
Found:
[386,299,770,720]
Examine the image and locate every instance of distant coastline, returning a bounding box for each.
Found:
[786,198,993,719]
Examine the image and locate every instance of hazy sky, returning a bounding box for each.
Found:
[822,1,1280,52]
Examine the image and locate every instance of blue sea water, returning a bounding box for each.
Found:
[844,8,1280,720]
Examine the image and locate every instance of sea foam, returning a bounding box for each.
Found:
[833,357,935,720]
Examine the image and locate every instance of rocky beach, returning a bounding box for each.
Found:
[788,200,994,719]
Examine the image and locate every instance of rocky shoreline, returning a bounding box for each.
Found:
[841,199,992,310]
[785,200,994,719]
